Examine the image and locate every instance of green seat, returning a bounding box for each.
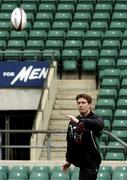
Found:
[90,21,108,31]
[4,49,22,61]
[111,130,127,142]
[93,12,110,23]
[119,88,127,98]
[62,49,80,60]
[96,98,115,111]
[0,12,11,22]
[59,0,78,5]
[117,59,127,70]
[98,58,115,70]
[48,30,65,41]
[114,166,127,173]
[52,21,70,31]
[114,3,127,12]
[97,172,111,180]
[10,31,28,41]
[81,49,99,60]
[78,0,96,5]
[112,120,127,130]
[83,40,101,50]
[101,69,121,79]
[0,166,9,175]
[38,3,56,14]
[51,172,69,180]
[100,49,118,60]
[97,0,115,4]
[81,60,96,72]
[76,3,94,15]
[100,133,109,144]
[104,30,123,41]
[0,40,6,50]
[119,49,127,59]
[114,109,127,120]
[71,167,79,175]
[10,166,30,175]
[112,172,127,180]
[101,78,120,90]
[64,40,82,50]
[103,119,111,131]
[42,49,61,61]
[73,12,91,23]
[121,69,127,79]
[116,0,127,2]
[110,22,127,31]
[40,0,58,5]
[86,30,104,41]
[29,30,47,41]
[29,172,49,180]
[95,3,113,14]
[1,3,17,12]
[20,3,37,14]
[57,3,75,14]
[45,40,63,50]
[25,12,34,24]
[36,12,53,23]
[123,30,127,39]
[26,40,44,50]
[121,39,127,49]
[98,89,117,100]
[7,40,25,50]
[33,21,51,31]
[23,50,42,61]
[0,22,10,31]
[99,166,112,175]
[95,109,113,121]
[66,30,85,41]
[31,165,51,175]
[71,21,89,31]
[121,78,127,88]
[52,166,70,175]
[107,141,125,153]
[0,172,7,180]
[54,12,72,22]
[117,99,127,109]
[112,12,127,22]
[0,31,9,41]
[105,152,125,160]
[102,40,120,50]
[9,171,28,180]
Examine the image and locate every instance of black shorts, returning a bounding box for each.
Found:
[79,168,98,180]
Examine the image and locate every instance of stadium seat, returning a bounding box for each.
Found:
[121,78,127,88]
[119,88,127,98]
[107,141,125,153]
[93,12,110,23]
[0,172,7,180]
[90,21,108,31]
[9,171,28,180]
[104,119,111,131]
[0,166,9,175]
[100,69,121,80]
[0,31,9,42]
[100,49,118,60]
[48,30,65,41]
[64,40,82,50]
[97,172,111,180]
[7,40,25,50]
[29,172,49,180]
[99,166,112,176]
[45,40,63,50]
[55,12,72,23]
[105,152,125,160]
[83,40,101,50]
[86,30,104,41]
[52,21,70,31]
[26,12,35,24]
[26,40,44,50]
[4,49,23,61]
[112,172,127,180]
[57,3,75,14]
[0,12,11,22]
[10,166,30,176]
[23,49,42,61]
[98,89,118,100]
[109,21,127,31]
[76,3,94,14]
[114,166,127,173]
[66,30,85,41]
[38,3,56,14]
[20,3,37,14]
[114,3,127,12]
[98,58,115,70]
[31,166,51,176]
[104,30,123,41]
[102,40,120,50]
[117,99,127,109]
[117,59,127,70]
[73,12,91,23]
[10,31,28,42]
[71,21,89,31]
[0,40,6,50]
[119,49,127,59]
[112,119,127,130]
[101,78,120,90]
[81,60,97,73]
[78,0,96,5]
[59,0,77,5]
[112,12,127,22]
[81,49,99,60]
[29,30,47,41]
[35,12,53,23]
[33,21,51,32]
[42,49,61,61]
[114,109,127,120]
[95,109,113,121]
[111,130,127,142]
[51,172,70,180]
[95,98,115,111]
[95,3,113,14]
[1,3,17,12]
[0,22,10,31]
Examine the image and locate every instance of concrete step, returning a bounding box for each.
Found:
[49,124,68,130]
[57,80,96,90]
[50,133,66,141]
[51,109,79,119]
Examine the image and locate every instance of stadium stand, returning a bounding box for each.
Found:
[1,0,127,179]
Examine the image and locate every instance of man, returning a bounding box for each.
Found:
[62,93,104,180]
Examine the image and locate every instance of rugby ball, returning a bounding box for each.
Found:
[11,7,27,31]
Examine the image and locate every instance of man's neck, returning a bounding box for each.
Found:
[80,110,91,117]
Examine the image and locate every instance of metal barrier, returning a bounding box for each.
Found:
[0,129,127,160]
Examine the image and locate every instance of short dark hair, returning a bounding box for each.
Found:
[76,93,92,104]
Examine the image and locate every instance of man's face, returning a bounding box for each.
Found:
[77,97,91,115]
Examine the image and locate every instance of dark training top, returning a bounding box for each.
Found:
[66,111,104,169]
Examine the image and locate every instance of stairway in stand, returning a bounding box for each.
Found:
[40,78,98,160]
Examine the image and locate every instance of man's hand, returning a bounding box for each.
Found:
[61,162,71,173]
[65,115,79,123]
